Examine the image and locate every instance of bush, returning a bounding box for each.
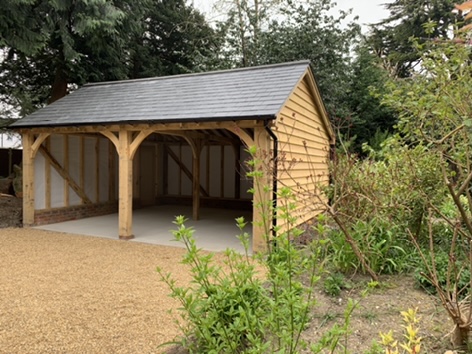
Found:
[157,210,339,353]
[334,138,444,232]
[379,308,422,354]
[327,137,446,276]
[414,248,471,298]
[329,217,413,275]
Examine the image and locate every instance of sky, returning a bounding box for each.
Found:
[0,133,21,149]
[335,0,392,30]
[194,0,393,32]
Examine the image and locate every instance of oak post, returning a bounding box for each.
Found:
[192,140,202,221]
[22,133,35,226]
[252,127,272,253]
[118,129,134,240]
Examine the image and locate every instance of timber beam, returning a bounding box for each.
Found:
[38,145,92,204]
[15,120,264,135]
[164,145,209,197]
[252,127,272,253]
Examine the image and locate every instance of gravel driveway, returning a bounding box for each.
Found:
[0,228,194,354]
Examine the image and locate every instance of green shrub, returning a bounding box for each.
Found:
[158,216,269,353]
[414,248,471,297]
[329,217,412,275]
[158,210,340,352]
[327,137,447,276]
[335,138,444,231]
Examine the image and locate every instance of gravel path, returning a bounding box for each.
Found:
[0,227,454,353]
[0,228,195,354]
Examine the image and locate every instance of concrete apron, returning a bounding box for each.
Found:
[34,205,253,253]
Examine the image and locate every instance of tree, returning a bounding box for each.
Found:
[255,0,360,119]
[382,32,472,349]
[214,0,283,67]
[345,42,397,152]
[0,50,52,120]
[216,0,374,136]
[369,0,459,77]
[0,0,219,120]
[0,0,130,103]
[129,0,220,78]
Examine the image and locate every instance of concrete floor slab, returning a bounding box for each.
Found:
[35,205,253,253]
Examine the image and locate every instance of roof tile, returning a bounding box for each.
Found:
[12,61,310,128]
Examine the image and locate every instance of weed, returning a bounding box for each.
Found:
[324,272,348,297]
[361,310,377,323]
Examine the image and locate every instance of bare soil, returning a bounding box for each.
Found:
[0,194,22,228]
[305,275,453,353]
[0,196,454,353]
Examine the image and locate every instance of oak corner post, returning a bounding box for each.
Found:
[252,126,272,253]
[22,132,50,226]
[22,133,35,226]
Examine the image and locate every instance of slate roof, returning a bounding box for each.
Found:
[12,61,313,128]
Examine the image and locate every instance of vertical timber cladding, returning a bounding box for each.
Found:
[165,142,249,200]
[34,133,112,211]
[274,74,332,230]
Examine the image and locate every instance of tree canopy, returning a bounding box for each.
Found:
[0,0,218,119]
[5,0,457,153]
[369,0,459,78]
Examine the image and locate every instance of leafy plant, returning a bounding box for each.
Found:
[379,308,422,354]
[158,216,269,353]
[328,217,411,275]
[366,340,384,354]
[414,248,470,297]
[158,195,335,353]
[323,272,348,297]
[311,298,358,354]
[381,26,472,349]
[320,137,445,279]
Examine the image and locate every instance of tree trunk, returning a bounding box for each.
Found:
[451,324,470,350]
[236,0,248,67]
[48,66,68,104]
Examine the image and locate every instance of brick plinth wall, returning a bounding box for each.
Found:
[34,202,118,226]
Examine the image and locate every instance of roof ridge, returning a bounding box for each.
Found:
[84,60,311,87]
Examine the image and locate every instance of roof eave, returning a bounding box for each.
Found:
[10,114,277,131]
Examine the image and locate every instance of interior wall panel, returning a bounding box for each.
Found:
[34,153,46,209]
[167,146,179,195]
[181,145,192,196]
[99,138,109,202]
[200,146,208,192]
[83,137,96,201]
[156,144,163,196]
[208,145,221,197]
[223,145,235,198]
[68,136,81,205]
[50,134,64,208]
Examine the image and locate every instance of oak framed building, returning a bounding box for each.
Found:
[11,61,334,252]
